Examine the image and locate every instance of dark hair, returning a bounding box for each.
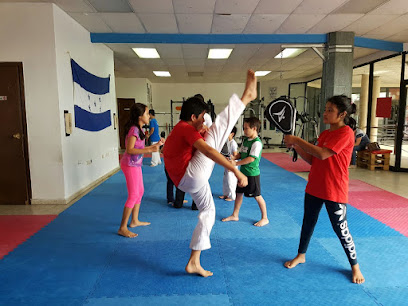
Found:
[326,95,356,125]
[231,126,237,136]
[244,117,261,132]
[124,103,147,140]
[149,109,155,116]
[194,94,204,102]
[180,96,208,121]
[347,117,357,131]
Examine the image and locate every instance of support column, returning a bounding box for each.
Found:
[359,74,369,132]
[320,32,354,133]
[370,76,381,142]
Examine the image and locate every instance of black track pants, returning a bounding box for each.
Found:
[298,193,358,266]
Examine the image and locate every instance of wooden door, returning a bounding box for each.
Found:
[0,63,31,205]
[117,98,135,149]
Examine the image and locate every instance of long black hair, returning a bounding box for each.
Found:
[327,95,356,125]
[124,102,147,140]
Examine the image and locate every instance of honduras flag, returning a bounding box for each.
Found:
[71,59,111,131]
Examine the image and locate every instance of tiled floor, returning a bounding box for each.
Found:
[1,148,407,216]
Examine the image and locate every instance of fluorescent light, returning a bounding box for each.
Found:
[255,71,271,77]
[274,48,306,59]
[153,71,171,77]
[132,48,160,58]
[208,49,233,59]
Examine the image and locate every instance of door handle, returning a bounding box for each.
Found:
[12,133,21,139]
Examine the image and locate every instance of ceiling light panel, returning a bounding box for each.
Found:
[208,49,233,59]
[153,71,171,77]
[255,71,271,76]
[274,48,307,58]
[133,48,160,58]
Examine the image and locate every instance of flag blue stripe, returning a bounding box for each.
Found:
[74,105,111,131]
[71,59,110,95]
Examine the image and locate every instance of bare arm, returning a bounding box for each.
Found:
[285,135,335,160]
[193,139,247,187]
[126,136,163,155]
[148,127,154,138]
[236,156,255,166]
[292,144,313,165]
[354,137,362,146]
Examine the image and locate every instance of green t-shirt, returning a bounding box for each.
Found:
[239,136,262,176]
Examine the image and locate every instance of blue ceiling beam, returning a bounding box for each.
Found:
[91,33,328,44]
[90,33,403,52]
[354,36,403,52]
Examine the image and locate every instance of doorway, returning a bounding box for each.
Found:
[0,63,31,205]
[117,98,135,149]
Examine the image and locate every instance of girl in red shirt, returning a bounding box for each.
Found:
[283,95,365,284]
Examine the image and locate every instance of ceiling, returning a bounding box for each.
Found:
[5,0,408,83]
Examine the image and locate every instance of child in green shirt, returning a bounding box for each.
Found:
[222,117,269,227]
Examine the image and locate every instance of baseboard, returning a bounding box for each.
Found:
[31,167,120,205]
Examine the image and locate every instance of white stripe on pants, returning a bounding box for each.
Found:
[150,141,161,166]
[223,168,238,200]
[178,94,245,250]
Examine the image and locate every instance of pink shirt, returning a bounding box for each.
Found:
[121,126,145,167]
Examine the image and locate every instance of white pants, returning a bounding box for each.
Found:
[150,141,161,166]
[178,94,245,250]
[223,168,238,200]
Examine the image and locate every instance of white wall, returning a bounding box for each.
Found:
[116,77,149,104]
[0,3,65,201]
[53,5,119,199]
[0,3,119,203]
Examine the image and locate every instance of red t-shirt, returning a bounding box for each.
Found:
[163,121,203,186]
[305,125,354,203]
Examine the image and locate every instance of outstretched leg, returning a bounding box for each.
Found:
[284,193,323,268]
[325,202,365,284]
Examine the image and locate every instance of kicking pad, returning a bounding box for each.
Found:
[264,96,298,161]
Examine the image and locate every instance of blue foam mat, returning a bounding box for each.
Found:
[1,158,407,305]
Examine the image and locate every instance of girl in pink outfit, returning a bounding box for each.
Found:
[118,103,164,238]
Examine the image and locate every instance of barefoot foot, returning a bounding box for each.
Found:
[222,215,239,222]
[254,218,269,227]
[352,264,365,284]
[241,70,257,105]
[219,195,227,199]
[185,262,213,277]
[224,197,233,202]
[117,228,138,238]
[284,254,306,269]
[129,221,151,227]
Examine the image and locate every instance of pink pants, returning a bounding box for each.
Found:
[121,164,144,208]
